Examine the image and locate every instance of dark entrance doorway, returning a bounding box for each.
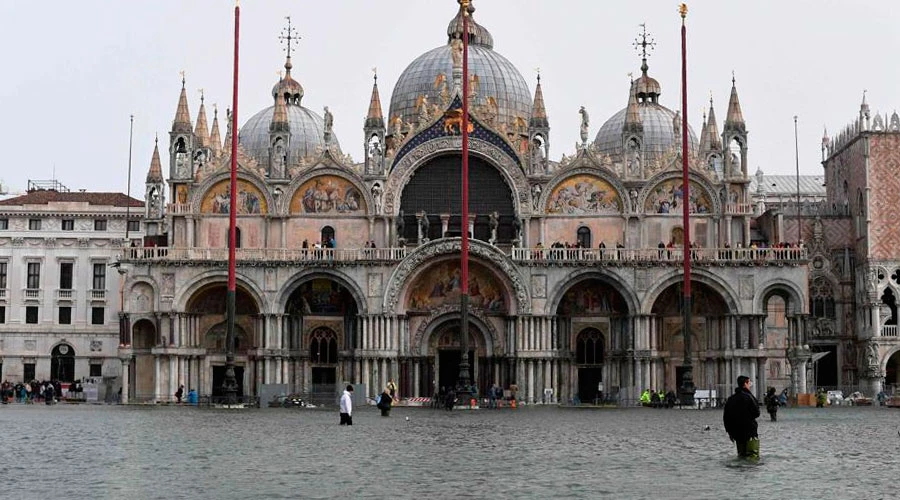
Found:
[212,366,244,398]
[51,344,75,382]
[676,366,690,392]
[578,367,603,404]
[311,367,336,390]
[438,349,474,390]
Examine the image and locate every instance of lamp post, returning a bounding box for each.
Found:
[456,0,474,407]
[678,2,695,406]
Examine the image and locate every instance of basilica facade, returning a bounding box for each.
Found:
[118,2,819,404]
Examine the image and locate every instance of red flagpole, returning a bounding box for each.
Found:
[679,2,695,404]
[458,0,472,396]
[223,0,241,404]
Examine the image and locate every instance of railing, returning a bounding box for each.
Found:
[122,247,408,263]
[89,289,107,301]
[23,288,41,300]
[725,202,755,215]
[166,203,192,215]
[56,289,75,301]
[510,246,808,264]
[882,325,898,337]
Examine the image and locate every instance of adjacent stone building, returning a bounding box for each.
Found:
[0,181,144,387]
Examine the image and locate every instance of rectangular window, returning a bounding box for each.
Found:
[92,263,106,290]
[28,219,41,230]
[58,306,72,325]
[0,218,8,230]
[0,306,5,324]
[89,363,102,377]
[61,219,75,231]
[25,306,39,324]
[26,262,41,289]
[127,220,141,232]
[0,262,6,289]
[91,306,104,325]
[94,219,107,231]
[24,363,35,382]
[59,262,73,289]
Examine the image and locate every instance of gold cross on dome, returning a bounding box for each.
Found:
[279,16,300,58]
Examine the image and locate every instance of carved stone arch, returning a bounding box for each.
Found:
[283,166,372,217]
[127,276,160,314]
[190,169,274,215]
[643,268,740,315]
[540,166,628,215]
[383,238,530,314]
[754,279,807,316]
[275,268,369,315]
[639,170,721,215]
[545,268,639,318]
[411,306,502,357]
[173,270,268,314]
[383,137,529,215]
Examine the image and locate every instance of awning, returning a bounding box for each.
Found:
[810,351,830,363]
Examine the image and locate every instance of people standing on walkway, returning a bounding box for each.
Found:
[387,379,397,402]
[764,387,778,422]
[339,385,354,425]
[175,384,184,404]
[723,375,760,461]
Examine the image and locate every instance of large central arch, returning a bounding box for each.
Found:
[384,238,531,314]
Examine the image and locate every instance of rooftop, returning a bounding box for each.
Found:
[0,191,144,208]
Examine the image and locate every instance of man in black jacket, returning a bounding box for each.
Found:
[723,375,760,460]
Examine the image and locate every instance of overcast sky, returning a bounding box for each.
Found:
[2,0,898,195]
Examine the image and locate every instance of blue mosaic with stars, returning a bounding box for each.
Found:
[392,97,522,172]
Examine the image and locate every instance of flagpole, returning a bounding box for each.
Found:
[223,0,241,405]
[679,3,695,406]
[457,0,473,404]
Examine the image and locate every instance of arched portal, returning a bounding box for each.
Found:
[284,277,359,350]
[556,277,629,403]
[130,318,157,401]
[426,319,486,393]
[886,350,900,393]
[575,328,605,403]
[399,154,515,242]
[651,281,730,391]
[51,343,75,382]
[309,327,340,395]
[186,283,260,399]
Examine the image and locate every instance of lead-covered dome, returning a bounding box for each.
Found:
[594,103,698,158]
[238,56,340,164]
[239,105,339,164]
[388,3,531,130]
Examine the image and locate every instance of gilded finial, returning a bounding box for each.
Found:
[679,3,688,18]
[198,88,205,103]
[372,66,378,82]
[179,70,186,87]
[279,16,300,60]
[731,70,736,86]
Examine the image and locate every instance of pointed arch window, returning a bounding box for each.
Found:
[310,327,338,364]
[576,226,591,248]
[575,328,605,365]
[810,277,835,319]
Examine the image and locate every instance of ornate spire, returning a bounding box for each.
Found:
[529,73,549,129]
[623,78,643,134]
[223,107,233,151]
[209,104,222,157]
[699,108,708,153]
[271,90,289,132]
[172,73,192,134]
[724,74,746,132]
[365,70,385,129]
[194,90,210,148]
[146,136,164,183]
[705,97,721,150]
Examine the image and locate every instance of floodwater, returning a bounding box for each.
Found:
[0,403,896,499]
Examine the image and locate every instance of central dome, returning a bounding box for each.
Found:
[594,102,698,158]
[388,5,531,131]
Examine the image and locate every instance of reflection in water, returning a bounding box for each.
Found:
[0,405,896,499]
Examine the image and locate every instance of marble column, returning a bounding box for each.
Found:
[120,358,130,404]
[154,355,161,402]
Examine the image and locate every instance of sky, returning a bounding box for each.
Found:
[1,0,898,196]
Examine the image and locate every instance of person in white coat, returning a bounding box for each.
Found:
[339,385,354,425]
